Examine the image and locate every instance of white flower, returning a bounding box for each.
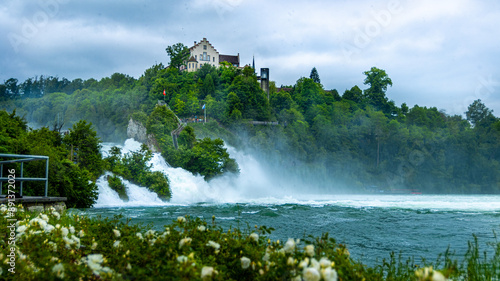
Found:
[40,214,49,222]
[262,252,270,262]
[52,263,65,279]
[126,263,132,270]
[48,241,57,252]
[415,266,446,281]
[63,237,74,249]
[44,224,55,233]
[287,256,295,266]
[136,232,144,240]
[78,229,85,237]
[69,226,75,234]
[52,211,60,220]
[249,232,259,242]
[197,225,206,231]
[91,242,98,250]
[319,257,332,268]
[299,258,310,269]
[177,216,186,223]
[179,237,192,249]
[241,256,251,269]
[310,258,320,271]
[113,240,121,248]
[61,227,69,237]
[83,254,105,275]
[201,266,218,280]
[206,240,220,250]
[17,225,27,234]
[303,267,321,281]
[145,230,156,239]
[321,267,338,281]
[72,235,81,248]
[177,255,188,263]
[113,229,121,238]
[305,245,315,257]
[283,238,295,253]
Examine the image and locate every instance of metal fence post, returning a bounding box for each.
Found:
[45,158,49,197]
[20,162,24,196]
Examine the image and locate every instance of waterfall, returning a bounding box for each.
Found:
[96,138,289,207]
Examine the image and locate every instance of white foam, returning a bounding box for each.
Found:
[96,139,500,212]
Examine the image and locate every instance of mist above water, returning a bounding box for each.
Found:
[94,139,500,212]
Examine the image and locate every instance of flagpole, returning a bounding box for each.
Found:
[204,105,206,123]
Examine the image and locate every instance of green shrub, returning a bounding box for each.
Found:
[107,175,128,201]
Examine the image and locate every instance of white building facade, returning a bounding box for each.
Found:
[184,38,239,72]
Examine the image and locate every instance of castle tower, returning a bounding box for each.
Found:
[260,68,269,100]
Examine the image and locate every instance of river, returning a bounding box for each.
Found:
[79,139,500,266]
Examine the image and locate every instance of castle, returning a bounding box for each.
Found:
[181,38,269,98]
[182,38,240,72]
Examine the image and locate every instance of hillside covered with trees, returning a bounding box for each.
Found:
[1,44,499,194]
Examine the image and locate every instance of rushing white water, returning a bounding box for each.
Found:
[97,138,290,206]
[96,139,500,211]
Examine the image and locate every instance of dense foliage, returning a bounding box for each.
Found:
[1,56,499,193]
[1,205,499,280]
[107,175,128,202]
[104,144,171,200]
[142,104,239,180]
[0,110,98,208]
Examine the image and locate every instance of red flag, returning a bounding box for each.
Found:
[163,89,166,96]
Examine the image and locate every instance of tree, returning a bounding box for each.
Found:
[63,120,103,178]
[465,99,494,127]
[363,67,394,114]
[166,43,190,70]
[5,78,19,98]
[201,74,215,99]
[342,85,363,103]
[310,67,321,84]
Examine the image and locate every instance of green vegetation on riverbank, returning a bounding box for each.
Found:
[1,205,499,280]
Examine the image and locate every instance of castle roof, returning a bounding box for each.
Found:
[219,54,239,65]
[190,38,218,53]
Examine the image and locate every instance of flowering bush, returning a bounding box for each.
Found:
[0,204,498,280]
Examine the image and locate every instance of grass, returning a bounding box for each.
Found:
[0,204,499,280]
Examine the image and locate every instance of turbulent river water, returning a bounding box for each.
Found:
[80,139,500,266]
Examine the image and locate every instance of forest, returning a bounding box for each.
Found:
[1,45,500,195]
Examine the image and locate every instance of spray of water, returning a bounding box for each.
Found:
[95,139,500,211]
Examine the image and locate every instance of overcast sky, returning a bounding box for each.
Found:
[1,0,500,116]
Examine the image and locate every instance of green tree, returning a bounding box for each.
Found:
[309,67,321,84]
[201,74,215,99]
[466,99,494,128]
[363,67,394,114]
[166,43,190,70]
[63,120,103,178]
[342,85,363,103]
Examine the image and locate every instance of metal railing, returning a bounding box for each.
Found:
[0,154,49,197]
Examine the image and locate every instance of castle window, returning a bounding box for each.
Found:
[195,55,197,60]
[208,55,210,61]
[203,52,207,61]
[213,57,215,62]
[203,45,207,50]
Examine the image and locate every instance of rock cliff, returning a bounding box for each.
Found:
[127,118,160,152]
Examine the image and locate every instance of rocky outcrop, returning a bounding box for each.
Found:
[127,118,160,152]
